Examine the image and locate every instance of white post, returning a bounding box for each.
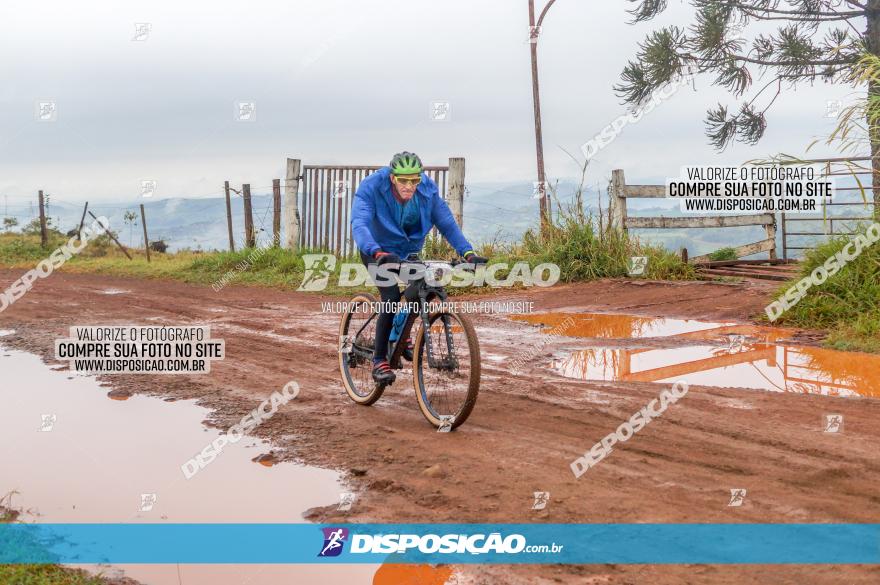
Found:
[284,158,302,250]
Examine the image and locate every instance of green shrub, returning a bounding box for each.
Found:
[769,225,880,352]
[708,247,738,261]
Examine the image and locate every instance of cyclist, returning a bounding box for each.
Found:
[351,151,487,386]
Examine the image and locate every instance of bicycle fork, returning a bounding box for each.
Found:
[415,293,459,372]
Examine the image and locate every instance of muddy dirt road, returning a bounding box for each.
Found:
[1,270,879,585]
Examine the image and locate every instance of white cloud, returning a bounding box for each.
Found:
[0,0,864,202]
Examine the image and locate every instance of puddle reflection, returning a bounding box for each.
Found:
[0,345,378,584]
[511,312,735,339]
[513,313,879,398]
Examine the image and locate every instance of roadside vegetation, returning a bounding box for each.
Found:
[0,200,695,297]
[707,247,738,262]
[768,227,880,354]
[0,492,119,585]
[760,50,880,353]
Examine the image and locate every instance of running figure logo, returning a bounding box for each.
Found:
[318,527,349,557]
[298,254,336,292]
[824,414,843,433]
[532,491,550,510]
[628,256,648,276]
[728,488,747,507]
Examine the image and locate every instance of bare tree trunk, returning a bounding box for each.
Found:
[866,1,880,220]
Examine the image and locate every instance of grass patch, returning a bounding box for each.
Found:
[1,211,694,298]
[466,197,694,282]
[0,492,116,584]
[707,247,738,261]
[0,231,365,294]
[0,564,114,584]
[767,225,880,353]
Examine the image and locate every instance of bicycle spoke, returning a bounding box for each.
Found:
[418,313,473,420]
[341,297,378,399]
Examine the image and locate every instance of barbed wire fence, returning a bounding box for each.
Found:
[0,173,599,256]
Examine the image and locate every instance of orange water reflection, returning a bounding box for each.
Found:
[513,313,880,399]
[373,564,453,585]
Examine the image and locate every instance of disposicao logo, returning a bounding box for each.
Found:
[318,527,348,557]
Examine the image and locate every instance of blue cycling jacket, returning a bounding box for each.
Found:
[351,166,473,258]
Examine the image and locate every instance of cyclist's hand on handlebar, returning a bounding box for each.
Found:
[374,251,401,265]
[464,252,488,265]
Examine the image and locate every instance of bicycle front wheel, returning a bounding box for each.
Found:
[338,293,385,405]
[412,311,480,429]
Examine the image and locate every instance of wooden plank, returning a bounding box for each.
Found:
[691,238,775,264]
[699,259,797,268]
[623,184,666,198]
[88,211,132,260]
[721,265,797,276]
[697,268,790,282]
[625,214,773,229]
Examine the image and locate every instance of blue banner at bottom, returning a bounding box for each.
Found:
[0,524,877,564]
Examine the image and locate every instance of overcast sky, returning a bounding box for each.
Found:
[0,0,863,207]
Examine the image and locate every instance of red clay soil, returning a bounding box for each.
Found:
[1,270,878,585]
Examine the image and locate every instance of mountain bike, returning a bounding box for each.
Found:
[338,258,481,430]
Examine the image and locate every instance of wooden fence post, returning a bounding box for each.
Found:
[242,184,255,248]
[272,178,281,247]
[610,169,628,234]
[38,190,48,247]
[766,214,778,261]
[78,201,89,239]
[448,157,465,227]
[284,158,302,251]
[140,204,151,262]
[224,181,235,252]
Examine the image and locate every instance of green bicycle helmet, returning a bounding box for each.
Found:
[390,151,423,175]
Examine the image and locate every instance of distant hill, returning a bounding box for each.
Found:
[3,178,873,258]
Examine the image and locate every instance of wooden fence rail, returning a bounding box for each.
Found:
[609,169,777,263]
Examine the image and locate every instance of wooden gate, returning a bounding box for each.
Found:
[780,156,876,259]
[298,161,462,256]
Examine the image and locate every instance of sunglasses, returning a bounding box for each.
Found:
[394,176,421,187]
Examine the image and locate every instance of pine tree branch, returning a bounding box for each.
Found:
[708,1,864,18]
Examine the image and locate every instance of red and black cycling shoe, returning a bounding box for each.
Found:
[371,360,396,385]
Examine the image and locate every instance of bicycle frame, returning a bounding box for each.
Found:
[347,260,465,372]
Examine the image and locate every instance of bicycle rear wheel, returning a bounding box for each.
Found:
[338,293,385,405]
[412,311,480,429]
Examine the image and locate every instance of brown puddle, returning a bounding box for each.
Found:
[0,342,380,585]
[512,313,880,399]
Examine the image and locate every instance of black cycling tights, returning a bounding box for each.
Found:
[360,252,400,363]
